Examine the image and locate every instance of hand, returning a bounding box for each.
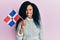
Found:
[19,20,27,34]
[21,20,26,29]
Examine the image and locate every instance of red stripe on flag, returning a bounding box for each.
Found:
[4,16,10,23]
[14,15,20,22]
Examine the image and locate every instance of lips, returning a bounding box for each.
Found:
[27,13,31,16]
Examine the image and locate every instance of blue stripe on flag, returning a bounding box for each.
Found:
[9,10,16,17]
[8,20,15,27]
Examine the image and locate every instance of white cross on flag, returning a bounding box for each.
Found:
[4,10,20,27]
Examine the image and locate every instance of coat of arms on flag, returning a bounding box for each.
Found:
[4,10,20,27]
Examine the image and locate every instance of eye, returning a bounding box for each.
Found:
[30,9,31,10]
[29,9,32,11]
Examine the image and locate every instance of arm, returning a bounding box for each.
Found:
[39,28,43,40]
[39,21,43,40]
[16,22,23,40]
[16,20,26,40]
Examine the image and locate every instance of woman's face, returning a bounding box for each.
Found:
[26,5,33,19]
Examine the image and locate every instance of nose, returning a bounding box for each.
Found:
[27,11,31,14]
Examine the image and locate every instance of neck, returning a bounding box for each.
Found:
[28,17,32,19]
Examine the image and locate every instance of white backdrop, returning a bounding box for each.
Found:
[0,0,60,40]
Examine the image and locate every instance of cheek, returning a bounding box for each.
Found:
[30,10,33,14]
[26,11,33,16]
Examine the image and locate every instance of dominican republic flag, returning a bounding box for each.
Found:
[4,10,21,27]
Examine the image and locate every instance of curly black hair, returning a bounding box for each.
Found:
[16,1,41,30]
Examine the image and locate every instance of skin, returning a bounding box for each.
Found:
[19,5,33,34]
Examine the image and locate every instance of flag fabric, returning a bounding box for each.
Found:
[4,10,20,27]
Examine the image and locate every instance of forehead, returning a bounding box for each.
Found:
[27,5,33,9]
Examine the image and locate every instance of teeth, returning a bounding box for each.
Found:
[28,14,31,15]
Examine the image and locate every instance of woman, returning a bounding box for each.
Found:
[16,1,42,40]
